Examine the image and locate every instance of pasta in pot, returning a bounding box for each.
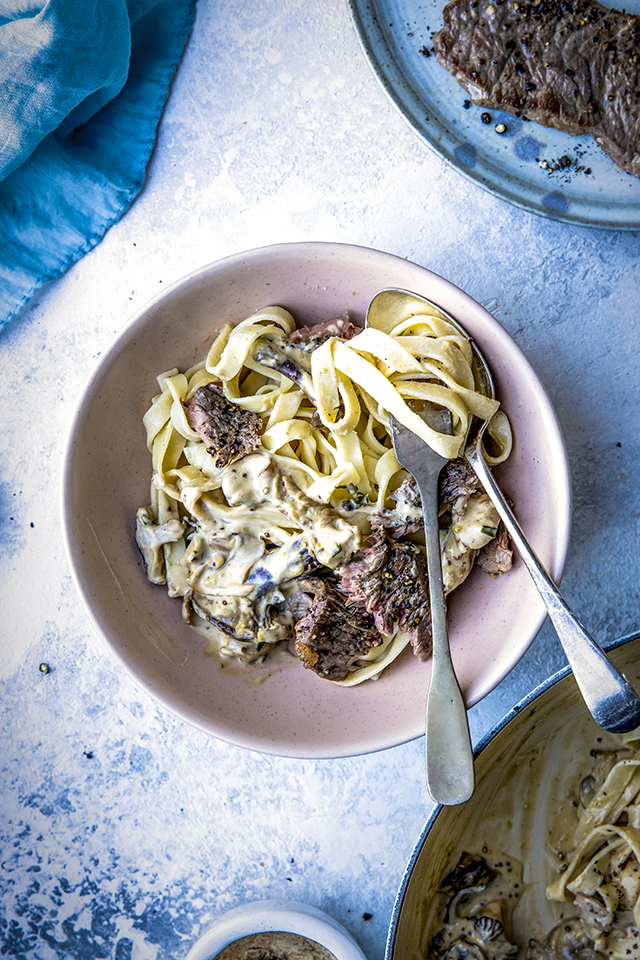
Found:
[135,302,512,685]
[429,731,640,960]
[543,730,640,957]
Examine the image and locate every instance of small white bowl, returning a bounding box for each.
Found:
[184,901,368,960]
[61,241,571,758]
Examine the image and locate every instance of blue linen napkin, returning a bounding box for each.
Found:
[0,0,196,331]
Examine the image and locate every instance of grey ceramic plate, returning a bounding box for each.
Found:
[348,0,640,230]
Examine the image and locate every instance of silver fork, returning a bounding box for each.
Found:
[391,406,475,805]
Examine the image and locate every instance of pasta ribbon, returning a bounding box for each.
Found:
[137,302,513,685]
[547,737,640,946]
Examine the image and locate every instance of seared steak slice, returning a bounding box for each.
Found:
[286,314,358,351]
[291,574,381,681]
[375,474,424,537]
[184,383,262,468]
[391,474,421,509]
[433,0,640,178]
[439,457,481,503]
[475,520,513,574]
[383,459,480,511]
[341,523,433,660]
[377,462,481,537]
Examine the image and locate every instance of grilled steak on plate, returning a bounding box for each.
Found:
[432,0,640,178]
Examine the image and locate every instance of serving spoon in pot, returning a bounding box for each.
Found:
[368,288,640,737]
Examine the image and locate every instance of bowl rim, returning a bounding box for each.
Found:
[183,899,368,960]
[384,628,640,959]
[60,240,573,758]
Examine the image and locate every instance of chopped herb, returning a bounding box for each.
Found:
[337,483,368,506]
[481,525,498,537]
[346,483,368,506]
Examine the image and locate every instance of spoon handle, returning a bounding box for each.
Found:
[416,465,475,805]
[466,444,640,734]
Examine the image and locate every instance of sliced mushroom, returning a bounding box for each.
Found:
[526,938,554,960]
[543,918,606,960]
[252,338,316,401]
[574,892,615,937]
[135,507,185,584]
[441,853,498,897]
[444,939,488,960]
[474,917,505,943]
[441,494,501,593]
[441,854,499,924]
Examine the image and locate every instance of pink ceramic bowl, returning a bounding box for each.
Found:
[61,242,571,758]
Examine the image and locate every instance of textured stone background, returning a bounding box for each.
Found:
[1,1,639,958]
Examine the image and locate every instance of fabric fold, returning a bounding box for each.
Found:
[0,0,197,330]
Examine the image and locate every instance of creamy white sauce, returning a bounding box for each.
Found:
[441,493,501,593]
[191,616,298,686]
[431,852,523,960]
[138,447,506,676]
[177,453,362,658]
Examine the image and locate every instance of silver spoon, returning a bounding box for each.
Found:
[369,288,640,736]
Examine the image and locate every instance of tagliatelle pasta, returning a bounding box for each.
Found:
[544,730,640,951]
[135,302,512,685]
[430,731,640,960]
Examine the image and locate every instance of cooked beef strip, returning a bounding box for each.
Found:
[528,917,600,960]
[286,590,314,623]
[375,460,513,581]
[286,314,358,350]
[184,383,262,468]
[391,474,422,509]
[475,520,513,574]
[439,457,481,502]
[340,522,433,661]
[291,573,381,681]
[375,474,424,537]
[376,462,480,537]
[432,0,640,178]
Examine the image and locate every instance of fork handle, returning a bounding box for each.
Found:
[466,445,640,734]
[415,467,475,805]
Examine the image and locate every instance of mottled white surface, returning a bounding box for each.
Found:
[1,0,639,958]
